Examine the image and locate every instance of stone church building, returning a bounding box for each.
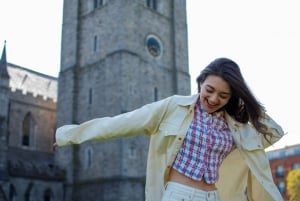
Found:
[0,0,190,200]
[0,50,63,201]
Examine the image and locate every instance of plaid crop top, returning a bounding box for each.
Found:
[172,99,234,184]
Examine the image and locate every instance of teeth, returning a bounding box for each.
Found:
[207,101,216,106]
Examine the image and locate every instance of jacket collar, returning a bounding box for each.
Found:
[177,93,200,107]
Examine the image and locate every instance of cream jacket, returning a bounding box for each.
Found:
[56,94,284,201]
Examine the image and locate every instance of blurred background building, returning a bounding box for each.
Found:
[268,144,300,200]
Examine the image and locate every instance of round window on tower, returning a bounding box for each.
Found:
[146,35,162,57]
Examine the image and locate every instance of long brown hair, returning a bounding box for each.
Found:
[196,58,272,141]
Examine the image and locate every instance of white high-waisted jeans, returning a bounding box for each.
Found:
[161,182,220,201]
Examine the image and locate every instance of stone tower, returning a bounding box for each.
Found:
[56,1,190,201]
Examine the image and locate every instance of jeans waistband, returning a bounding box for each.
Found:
[165,182,219,201]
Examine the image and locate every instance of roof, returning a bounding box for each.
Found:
[7,63,58,101]
[0,41,9,78]
[267,143,300,160]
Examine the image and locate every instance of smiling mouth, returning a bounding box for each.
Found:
[206,99,218,108]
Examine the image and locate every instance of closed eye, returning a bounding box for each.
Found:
[206,86,231,99]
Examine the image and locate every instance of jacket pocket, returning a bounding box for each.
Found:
[234,124,264,151]
[240,133,264,151]
[155,122,181,154]
[159,122,180,137]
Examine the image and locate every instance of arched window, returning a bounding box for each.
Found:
[89,88,93,104]
[94,0,103,9]
[129,142,137,159]
[154,87,158,101]
[84,147,93,169]
[22,112,35,146]
[146,0,157,10]
[44,188,53,201]
[0,186,8,201]
[24,183,34,201]
[9,184,17,201]
[93,36,98,53]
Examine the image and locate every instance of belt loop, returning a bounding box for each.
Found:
[164,182,169,190]
[211,190,218,201]
[207,191,211,199]
[188,188,195,201]
[206,190,217,201]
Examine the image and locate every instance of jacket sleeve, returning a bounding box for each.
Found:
[55,97,172,146]
[259,113,285,148]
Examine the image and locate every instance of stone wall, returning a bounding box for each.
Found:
[8,89,56,152]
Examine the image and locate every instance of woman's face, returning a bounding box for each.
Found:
[199,75,232,113]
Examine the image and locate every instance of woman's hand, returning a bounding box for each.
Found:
[53,142,58,150]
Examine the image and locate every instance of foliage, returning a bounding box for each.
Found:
[287,169,300,201]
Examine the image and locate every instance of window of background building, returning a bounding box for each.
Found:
[22,112,35,146]
[129,143,137,159]
[292,162,300,169]
[154,87,158,101]
[278,181,285,194]
[84,147,93,169]
[43,188,53,201]
[146,0,157,10]
[276,165,284,178]
[93,36,98,53]
[94,0,103,9]
[89,88,93,104]
[9,184,16,201]
[25,183,34,201]
[146,35,162,58]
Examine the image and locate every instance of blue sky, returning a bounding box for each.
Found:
[1,0,299,150]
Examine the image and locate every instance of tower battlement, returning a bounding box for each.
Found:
[10,88,56,109]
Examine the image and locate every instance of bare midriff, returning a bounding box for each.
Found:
[168,168,217,191]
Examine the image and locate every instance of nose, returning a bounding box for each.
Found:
[209,93,219,104]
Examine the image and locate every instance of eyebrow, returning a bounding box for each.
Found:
[206,85,231,95]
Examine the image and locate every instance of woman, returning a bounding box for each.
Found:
[55,58,284,201]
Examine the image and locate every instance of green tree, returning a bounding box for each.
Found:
[287,169,300,201]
